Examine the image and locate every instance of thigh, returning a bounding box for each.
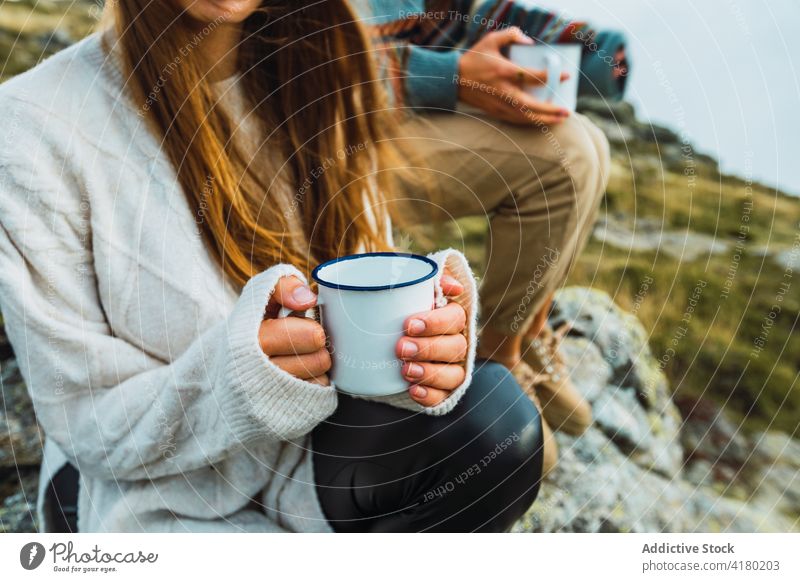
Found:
[312,360,544,532]
[394,112,604,221]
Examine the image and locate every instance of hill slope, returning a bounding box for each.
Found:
[421,98,800,435]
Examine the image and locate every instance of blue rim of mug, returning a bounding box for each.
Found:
[312,252,438,291]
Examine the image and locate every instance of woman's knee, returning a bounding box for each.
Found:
[453,361,544,476]
[439,361,545,529]
[313,361,545,532]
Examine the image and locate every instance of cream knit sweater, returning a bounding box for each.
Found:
[0,33,478,532]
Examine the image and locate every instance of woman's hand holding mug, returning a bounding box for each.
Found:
[261,276,331,386]
[261,271,468,408]
[398,273,468,407]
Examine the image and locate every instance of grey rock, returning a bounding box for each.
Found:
[592,387,650,453]
[577,97,637,125]
[673,394,799,520]
[638,122,681,145]
[0,469,39,533]
[745,431,800,519]
[592,215,730,261]
[549,287,676,413]
[1,358,42,469]
[683,458,716,489]
[557,338,609,403]
[582,116,638,145]
[774,247,799,271]
[753,431,800,468]
[748,244,773,258]
[676,395,751,472]
[577,98,719,173]
[516,287,799,533]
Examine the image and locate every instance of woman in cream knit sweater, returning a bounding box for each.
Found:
[0,0,543,532]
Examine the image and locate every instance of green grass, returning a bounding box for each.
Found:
[0,0,97,82]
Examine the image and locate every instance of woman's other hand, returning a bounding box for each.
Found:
[457,27,570,126]
[398,272,469,407]
[261,276,331,386]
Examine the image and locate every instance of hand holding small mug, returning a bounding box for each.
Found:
[261,276,331,386]
[457,26,571,125]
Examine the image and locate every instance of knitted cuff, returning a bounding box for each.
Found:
[221,265,337,443]
[406,46,461,110]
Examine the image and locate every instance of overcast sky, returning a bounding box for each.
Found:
[524,0,800,196]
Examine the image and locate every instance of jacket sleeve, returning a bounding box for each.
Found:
[366,0,604,110]
[0,116,337,482]
[358,0,462,110]
[466,1,596,46]
[405,46,461,110]
[369,40,461,110]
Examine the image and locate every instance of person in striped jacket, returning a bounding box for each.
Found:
[356,0,630,473]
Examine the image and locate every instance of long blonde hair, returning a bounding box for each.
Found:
[106,0,401,286]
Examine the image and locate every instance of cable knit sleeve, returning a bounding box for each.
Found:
[365,248,478,416]
[0,103,337,482]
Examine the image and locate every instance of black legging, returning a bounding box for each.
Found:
[47,361,543,533]
[312,359,544,532]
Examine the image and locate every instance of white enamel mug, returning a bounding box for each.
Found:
[509,43,582,112]
[310,252,438,396]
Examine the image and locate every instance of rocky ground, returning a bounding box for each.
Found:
[592,214,730,262]
[1,319,42,533]
[515,288,798,533]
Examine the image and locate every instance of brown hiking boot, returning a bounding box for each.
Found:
[522,323,593,436]
[510,360,558,476]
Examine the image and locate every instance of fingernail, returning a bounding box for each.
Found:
[408,319,426,335]
[411,386,427,399]
[400,340,419,358]
[405,362,424,379]
[442,274,461,287]
[292,285,316,304]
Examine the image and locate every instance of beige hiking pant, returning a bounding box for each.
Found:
[395,111,610,336]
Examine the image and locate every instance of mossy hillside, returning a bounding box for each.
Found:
[0,0,96,82]
[410,141,799,434]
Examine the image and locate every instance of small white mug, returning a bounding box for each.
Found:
[293,252,438,396]
[509,43,582,112]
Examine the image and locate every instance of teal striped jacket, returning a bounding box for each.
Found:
[354,1,624,109]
